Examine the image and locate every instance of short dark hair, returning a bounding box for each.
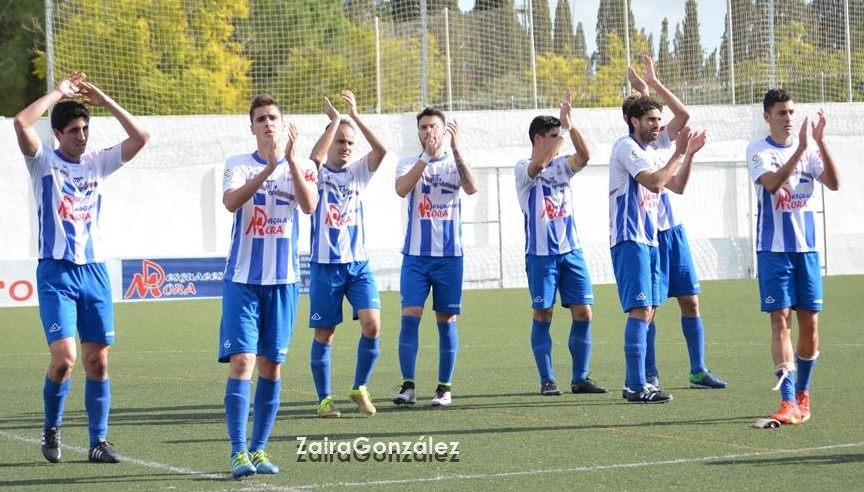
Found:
[416,107,446,126]
[249,94,281,122]
[528,115,560,145]
[625,96,663,133]
[763,88,793,112]
[621,94,641,115]
[51,100,89,132]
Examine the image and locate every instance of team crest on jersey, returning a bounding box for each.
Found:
[542,196,568,220]
[325,203,353,228]
[417,195,452,219]
[245,206,287,236]
[774,186,809,211]
[58,194,94,222]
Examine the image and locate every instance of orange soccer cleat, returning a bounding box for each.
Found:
[771,400,803,425]
[796,390,811,423]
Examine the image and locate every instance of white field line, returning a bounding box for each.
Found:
[2,428,862,490]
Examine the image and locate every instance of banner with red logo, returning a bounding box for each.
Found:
[0,260,38,307]
[122,256,310,301]
[122,258,226,300]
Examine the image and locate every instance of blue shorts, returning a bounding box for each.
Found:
[611,241,660,313]
[309,261,381,328]
[400,255,463,315]
[525,250,594,309]
[218,280,298,363]
[658,224,700,302]
[756,251,823,312]
[36,259,115,345]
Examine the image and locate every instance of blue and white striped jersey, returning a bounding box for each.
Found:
[515,155,582,256]
[396,152,465,257]
[746,136,826,253]
[222,152,317,285]
[310,156,374,264]
[608,135,665,247]
[25,144,123,264]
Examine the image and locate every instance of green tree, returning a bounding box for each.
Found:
[657,18,674,83]
[531,0,553,55]
[49,0,250,115]
[677,0,703,81]
[594,0,637,66]
[592,30,650,107]
[534,52,589,105]
[553,0,574,56]
[574,21,588,60]
[241,0,353,111]
[462,1,531,108]
[0,0,44,115]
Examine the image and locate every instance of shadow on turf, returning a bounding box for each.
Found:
[0,473,241,488]
[708,452,864,466]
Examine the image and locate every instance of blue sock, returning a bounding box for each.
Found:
[43,377,71,428]
[398,315,421,381]
[224,378,251,455]
[682,316,706,374]
[568,320,591,383]
[84,378,110,447]
[531,319,554,383]
[437,321,458,385]
[776,369,796,402]
[250,377,280,452]
[624,317,648,391]
[310,339,332,401]
[645,321,657,377]
[353,335,380,389]
[795,354,819,392]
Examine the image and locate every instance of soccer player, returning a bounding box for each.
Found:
[608,95,702,403]
[628,55,727,391]
[392,107,478,407]
[515,89,607,396]
[746,89,839,424]
[219,95,318,478]
[13,72,150,463]
[307,90,387,418]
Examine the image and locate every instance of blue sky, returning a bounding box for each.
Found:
[455,0,727,56]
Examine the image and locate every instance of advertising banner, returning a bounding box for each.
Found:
[122,258,226,301]
[0,260,38,308]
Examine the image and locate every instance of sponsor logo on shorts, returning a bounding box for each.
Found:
[223,339,231,349]
[635,292,646,301]
[764,296,775,304]
[311,313,322,321]
[49,323,61,333]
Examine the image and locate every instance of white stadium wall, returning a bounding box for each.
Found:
[1,103,862,306]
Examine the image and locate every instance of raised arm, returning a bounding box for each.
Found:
[285,123,318,214]
[628,66,650,98]
[309,97,340,168]
[642,54,689,139]
[13,72,85,157]
[635,126,692,193]
[666,129,707,194]
[342,90,387,172]
[78,81,150,162]
[447,118,478,195]
[757,118,809,194]
[560,88,590,171]
[526,130,565,180]
[811,110,840,191]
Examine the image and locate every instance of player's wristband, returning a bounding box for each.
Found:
[559,127,570,137]
[420,152,433,164]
